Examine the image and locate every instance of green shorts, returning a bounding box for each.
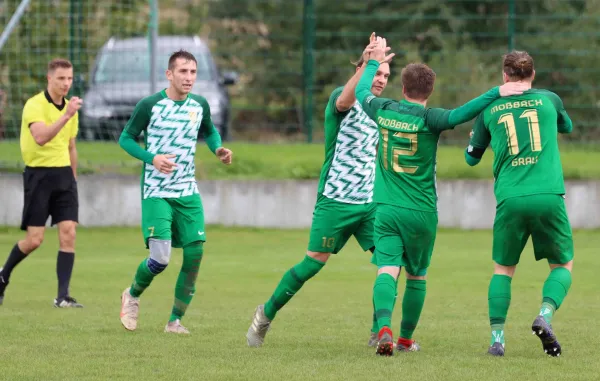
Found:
[307,195,376,254]
[372,204,438,276]
[142,194,205,249]
[493,194,573,266]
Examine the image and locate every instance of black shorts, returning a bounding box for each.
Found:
[21,166,79,231]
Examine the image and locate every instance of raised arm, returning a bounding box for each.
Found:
[27,97,82,146]
[336,65,367,112]
[355,60,381,120]
[355,36,396,119]
[335,33,377,112]
[355,60,395,121]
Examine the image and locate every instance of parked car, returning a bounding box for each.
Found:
[79,35,237,141]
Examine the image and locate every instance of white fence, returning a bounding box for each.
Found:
[1,174,599,229]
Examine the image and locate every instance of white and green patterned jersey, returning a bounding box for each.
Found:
[122,90,220,199]
[317,87,379,204]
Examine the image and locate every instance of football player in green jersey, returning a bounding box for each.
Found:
[355,37,528,356]
[246,34,396,348]
[465,51,574,357]
[118,50,232,334]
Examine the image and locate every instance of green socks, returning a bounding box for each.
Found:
[488,274,512,346]
[263,255,326,320]
[373,276,425,339]
[127,242,204,322]
[170,242,204,322]
[373,273,396,330]
[400,279,427,340]
[491,323,505,346]
[487,268,572,346]
[539,302,556,324]
[371,281,399,334]
[540,267,572,324]
[130,259,157,298]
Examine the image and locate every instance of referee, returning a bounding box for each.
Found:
[0,58,83,308]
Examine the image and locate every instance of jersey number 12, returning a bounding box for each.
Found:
[497,109,541,155]
[381,129,419,174]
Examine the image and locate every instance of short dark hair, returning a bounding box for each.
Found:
[503,50,534,80]
[168,49,197,70]
[401,63,436,101]
[48,58,72,73]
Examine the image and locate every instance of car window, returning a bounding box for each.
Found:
[94,50,213,83]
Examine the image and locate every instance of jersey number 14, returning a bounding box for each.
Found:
[498,109,541,155]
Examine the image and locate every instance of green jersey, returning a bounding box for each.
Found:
[466,89,573,203]
[120,90,221,199]
[355,60,503,212]
[317,87,379,204]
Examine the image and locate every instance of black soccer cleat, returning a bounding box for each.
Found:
[0,269,8,306]
[487,342,505,357]
[532,315,561,357]
[54,296,84,308]
[375,327,394,357]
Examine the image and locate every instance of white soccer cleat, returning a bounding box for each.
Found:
[164,319,190,334]
[120,287,140,331]
[396,340,421,352]
[246,304,272,347]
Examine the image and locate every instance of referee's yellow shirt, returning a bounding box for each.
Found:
[20,90,78,167]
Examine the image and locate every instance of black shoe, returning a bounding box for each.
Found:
[532,315,561,357]
[487,342,505,356]
[0,268,8,306]
[54,296,84,308]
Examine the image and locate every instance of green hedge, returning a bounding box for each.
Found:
[1,141,598,180]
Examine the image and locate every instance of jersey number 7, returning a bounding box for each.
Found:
[381,129,419,174]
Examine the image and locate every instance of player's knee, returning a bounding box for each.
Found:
[25,232,44,251]
[307,251,330,263]
[182,242,203,271]
[493,262,516,277]
[59,224,76,249]
[550,260,573,272]
[147,258,167,275]
[148,239,172,275]
[377,266,400,279]
[30,236,44,250]
[183,241,204,259]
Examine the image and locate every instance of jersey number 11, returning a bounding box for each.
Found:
[498,109,542,155]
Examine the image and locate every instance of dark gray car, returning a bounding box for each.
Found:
[80,35,236,141]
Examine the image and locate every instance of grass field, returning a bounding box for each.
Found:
[0,226,598,380]
[1,141,600,179]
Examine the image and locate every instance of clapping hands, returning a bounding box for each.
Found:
[363,32,396,64]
